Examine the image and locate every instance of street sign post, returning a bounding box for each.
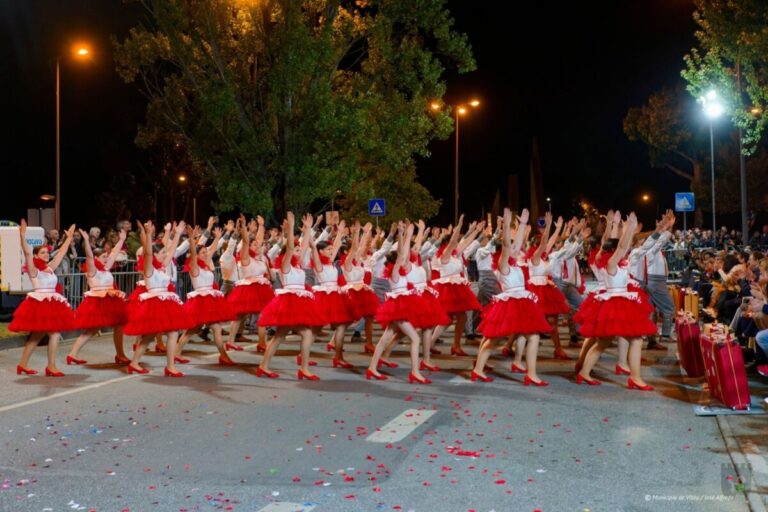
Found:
[368,199,386,228]
[675,192,695,233]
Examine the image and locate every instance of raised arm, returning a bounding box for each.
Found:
[356,222,372,261]
[345,222,360,273]
[79,229,96,277]
[511,209,530,258]
[186,226,200,278]
[238,214,250,266]
[138,221,153,278]
[49,224,76,272]
[441,214,465,264]
[608,212,638,273]
[105,229,127,270]
[545,216,564,254]
[391,223,409,280]
[281,213,296,274]
[330,220,346,261]
[18,220,37,279]
[499,208,513,275]
[531,212,553,265]
[457,220,485,255]
[254,216,265,257]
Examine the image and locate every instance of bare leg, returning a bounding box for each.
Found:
[365,317,374,346]
[628,337,650,387]
[578,337,611,379]
[228,318,242,344]
[69,329,98,359]
[397,321,427,381]
[46,332,62,372]
[550,316,566,354]
[155,334,166,352]
[176,328,195,356]
[368,326,397,375]
[211,324,233,362]
[298,328,316,376]
[259,327,290,372]
[472,337,497,377]
[257,326,267,349]
[422,328,435,365]
[452,312,467,352]
[431,324,447,345]
[576,337,597,368]
[525,334,544,383]
[333,324,349,362]
[512,336,527,370]
[18,332,44,369]
[130,334,153,369]
[113,325,127,360]
[617,337,630,373]
[165,331,181,372]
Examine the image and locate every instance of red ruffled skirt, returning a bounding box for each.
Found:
[314,290,355,325]
[375,295,414,328]
[127,284,147,304]
[573,290,600,326]
[406,291,451,329]
[478,297,551,337]
[431,282,481,314]
[258,292,325,327]
[227,282,275,315]
[578,296,658,338]
[526,284,570,316]
[184,293,236,326]
[9,296,75,333]
[74,295,129,330]
[628,283,654,315]
[124,296,191,336]
[346,288,380,319]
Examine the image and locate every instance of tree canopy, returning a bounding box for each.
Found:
[114,0,475,222]
[682,0,768,155]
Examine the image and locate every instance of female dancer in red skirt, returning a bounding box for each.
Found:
[312,220,356,368]
[257,213,324,380]
[124,221,192,376]
[367,223,432,383]
[227,215,274,352]
[11,220,77,376]
[174,225,237,365]
[472,208,552,384]
[428,215,484,356]
[67,228,130,365]
[576,212,658,389]
[336,222,379,353]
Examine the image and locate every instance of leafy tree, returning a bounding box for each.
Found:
[682,0,768,155]
[113,0,474,221]
[623,87,707,226]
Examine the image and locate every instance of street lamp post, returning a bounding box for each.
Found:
[55,45,91,230]
[699,90,723,234]
[431,99,480,224]
[546,197,552,212]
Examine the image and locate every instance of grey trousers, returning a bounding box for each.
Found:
[554,277,583,336]
[644,275,674,337]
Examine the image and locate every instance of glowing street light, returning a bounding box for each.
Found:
[699,90,723,233]
[178,175,187,183]
[641,194,650,202]
[429,97,482,223]
[55,42,92,230]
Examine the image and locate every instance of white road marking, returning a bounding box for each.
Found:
[449,375,468,385]
[366,408,436,443]
[0,375,135,414]
[257,503,316,512]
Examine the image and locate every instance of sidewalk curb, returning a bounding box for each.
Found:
[718,415,768,512]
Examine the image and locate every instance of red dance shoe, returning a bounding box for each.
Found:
[627,378,654,391]
[419,361,441,372]
[510,363,526,374]
[615,365,631,376]
[218,355,236,366]
[114,355,131,365]
[173,356,190,364]
[256,367,280,379]
[378,358,399,368]
[450,346,469,357]
[225,342,244,352]
[553,349,571,360]
[326,342,335,352]
[332,358,353,369]
[127,364,149,375]
[16,365,37,375]
[298,369,320,381]
[66,355,87,365]
[408,372,432,385]
[164,367,185,377]
[255,344,267,354]
[470,370,493,382]
[45,367,65,377]
[524,375,549,387]
[575,374,601,386]
[365,369,388,381]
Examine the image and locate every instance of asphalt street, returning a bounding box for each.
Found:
[0,328,764,512]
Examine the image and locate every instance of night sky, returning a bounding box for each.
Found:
[1,0,701,228]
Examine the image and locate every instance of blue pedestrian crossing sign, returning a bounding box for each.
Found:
[368,199,386,216]
[674,192,695,212]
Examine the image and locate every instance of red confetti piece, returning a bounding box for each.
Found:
[494,479,506,485]
[292,476,301,482]
[314,480,324,486]
[344,494,355,500]
[372,487,382,493]
[423,481,431,486]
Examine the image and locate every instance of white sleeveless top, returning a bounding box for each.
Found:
[139,268,181,303]
[494,264,537,302]
[342,259,371,292]
[85,268,125,299]
[432,255,469,285]
[386,267,410,298]
[236,256,270,286]
[188,267,224,299]
[527,259,551,286]
[276,266,313,297]
[28,268,69,305]
[594,263,640,303]
[314,262,340,293]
